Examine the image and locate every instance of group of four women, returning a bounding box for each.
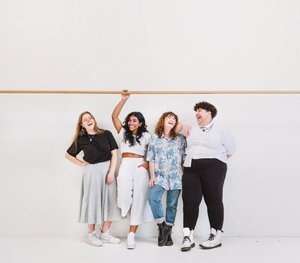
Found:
[65,92,236,251]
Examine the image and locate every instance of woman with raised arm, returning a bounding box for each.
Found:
[112,91,153,249]
[147,112,186,247]
[177,101,236,251]
[65,111,121,247]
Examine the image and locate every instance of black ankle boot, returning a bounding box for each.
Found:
[157,222,171,246]
[165,226,173,246]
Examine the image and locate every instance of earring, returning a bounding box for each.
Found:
[81,127,85,132]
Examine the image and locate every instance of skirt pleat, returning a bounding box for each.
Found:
[78,161,121,224]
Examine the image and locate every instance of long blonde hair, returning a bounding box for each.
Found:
[72,111,104,151]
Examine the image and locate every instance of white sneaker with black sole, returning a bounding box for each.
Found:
[199,228,222,249]
[181,228,195,251]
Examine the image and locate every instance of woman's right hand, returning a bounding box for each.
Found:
[65,152,88,167]
[121,90,130,100]
[149,177,156,188]
[81,161,88,167]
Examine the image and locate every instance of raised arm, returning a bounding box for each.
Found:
[111,90,130,133]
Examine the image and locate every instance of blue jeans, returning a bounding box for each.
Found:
[148,184,181,226]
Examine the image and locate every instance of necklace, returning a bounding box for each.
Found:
[87,134,96,141]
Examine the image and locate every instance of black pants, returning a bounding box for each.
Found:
[182,158,227,230]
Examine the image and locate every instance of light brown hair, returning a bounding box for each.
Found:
[154,112,178,140]
[72,111,104,150]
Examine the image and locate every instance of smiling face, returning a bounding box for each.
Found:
[81,113,95,133]
[164,114,176,129]
[195,108,212,126]
[127,115,142,135]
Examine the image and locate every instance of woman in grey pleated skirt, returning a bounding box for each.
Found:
[66,111,121,247]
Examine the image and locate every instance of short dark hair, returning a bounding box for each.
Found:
[193,101,217,119]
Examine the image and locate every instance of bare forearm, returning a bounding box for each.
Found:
[106,149,118,185]
[112,98,128,132]
[112,98,127,119]
[175,123,183,133]
[65,152,87,167]
[109,149,118,174]
[175,122,189,136]
[149,161,155,179]
[148,161,156,187]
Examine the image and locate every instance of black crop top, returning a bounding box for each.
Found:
[67,130,118,164]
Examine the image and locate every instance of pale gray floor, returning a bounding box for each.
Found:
[0,237,299,263]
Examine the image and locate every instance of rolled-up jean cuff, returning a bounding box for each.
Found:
[166,222,174,227]
[154,217,165,223]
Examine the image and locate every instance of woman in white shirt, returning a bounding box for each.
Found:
[177,101,236,251]
[112,91,153,249]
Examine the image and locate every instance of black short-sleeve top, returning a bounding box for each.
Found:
[67,130,118,164]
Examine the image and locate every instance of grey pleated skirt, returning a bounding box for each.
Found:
[78,161,121,224]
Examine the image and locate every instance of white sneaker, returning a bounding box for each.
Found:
[181,228,195,251]
[199,228,222,249]
[100,229,121,244]
[127,232,136,249]
[87,230,103,247]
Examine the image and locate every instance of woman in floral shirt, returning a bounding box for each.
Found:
[147,112,186,247]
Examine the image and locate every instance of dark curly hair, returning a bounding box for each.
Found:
[122,111,148,147]
[154,112,178,140]
[194,101,217,119]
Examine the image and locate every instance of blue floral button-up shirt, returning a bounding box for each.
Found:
[147,133,186,190]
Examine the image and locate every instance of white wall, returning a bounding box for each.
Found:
[0,1,300,237]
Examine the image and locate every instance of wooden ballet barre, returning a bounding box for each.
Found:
[0,90,300,94]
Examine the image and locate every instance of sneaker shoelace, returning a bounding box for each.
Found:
[182,236,191,244]
[106,230,117,238]
[208,234,216,241]
[91,232,98,239]
[108,232,116,238]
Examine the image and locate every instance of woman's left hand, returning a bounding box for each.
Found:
[106,172,114,185]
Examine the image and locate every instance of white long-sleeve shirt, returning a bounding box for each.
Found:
[184,119,236,167]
